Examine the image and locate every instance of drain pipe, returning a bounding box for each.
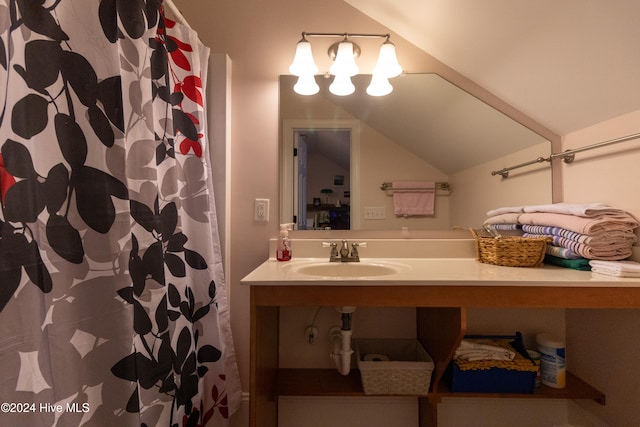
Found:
[330,306,355,376]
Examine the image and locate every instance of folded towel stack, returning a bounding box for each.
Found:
[484,203,639,265]
[589,260,640,277]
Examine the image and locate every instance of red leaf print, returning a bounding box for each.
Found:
[168,35,193,52]
[182,76,204,106]
[179,138,202,157]
[0,154,16,204]
[185,112,200,126]
[170,49,191,71]
[211,385,219,401]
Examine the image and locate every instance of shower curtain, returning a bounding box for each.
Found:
[0,1,241,426]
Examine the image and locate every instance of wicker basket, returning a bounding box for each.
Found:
[355,339,434,396]
[470,228,549,267]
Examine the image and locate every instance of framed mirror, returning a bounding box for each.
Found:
[280,73,552,231]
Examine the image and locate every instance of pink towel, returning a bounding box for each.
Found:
[392,181,435,216]
[518,212,639,235]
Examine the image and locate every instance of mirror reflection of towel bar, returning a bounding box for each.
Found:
[380,182,452,194]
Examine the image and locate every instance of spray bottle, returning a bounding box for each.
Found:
[276,223,294,261]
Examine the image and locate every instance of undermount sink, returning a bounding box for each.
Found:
[292,261,403,278]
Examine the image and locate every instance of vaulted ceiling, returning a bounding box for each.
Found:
[345,0,640,136]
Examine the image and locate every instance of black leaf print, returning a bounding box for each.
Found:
[130,255,146,297]
[130,199,159,233]
[97,76,124,131]
[98,0,118,43]
[192,305,210,323]
[208,280,216,300]
[22,240,53,293]
[142,240,165,284]
[61,51,98,107]
[172,109,198,141]
[24,40,62,91]
[43,163,70,214]
[0,38,6,70]
[144,0,163,29]
[11,94,49,139]
[1,139,37,178]
[74,166,128,233]
[184,249,207,270]
[3,180,45,223]
[133,299,153,335]
[165,252,186,277]
[55,113,88,169]
[167,309,181,321]
[175,327,192,372]
[155,297,168,332]
[111,352,138,382]
[125,388,139,413]
[168,283,181,307]
[0,233,23,311]
[45,214,84,264]
[197,345,222,364]
[88,105,115,147]
[167,231,187,252]
[15,0,69,41]
[150,46,168,80]
[117,287,135,304]
[160,202,178,242]
[117,0,147,39]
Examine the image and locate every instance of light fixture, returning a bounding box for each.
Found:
[289,32,403,96]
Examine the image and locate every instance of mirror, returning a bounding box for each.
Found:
[280,73,552,231]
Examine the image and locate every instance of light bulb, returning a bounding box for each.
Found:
[372,40,402,78]
[329,41,359,77]
[366,73,393,96]
[289,39,318,76]
[293,74,319,95]
[329,73,355,96]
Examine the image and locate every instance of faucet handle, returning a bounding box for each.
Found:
[322,242,339,258]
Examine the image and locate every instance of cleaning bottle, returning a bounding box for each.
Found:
[276,223,294,261]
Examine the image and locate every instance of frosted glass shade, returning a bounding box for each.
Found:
[289,40,318,76]
[372,41,402,78]
[329,74,355,96]
[366,74,393,96]
[329,42,359,77]
[293,74,319,95]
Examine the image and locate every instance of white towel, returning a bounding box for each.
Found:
[454,340,515,361]
[522,203,627,217]
[589,260,640,277]
[392,181,435,216]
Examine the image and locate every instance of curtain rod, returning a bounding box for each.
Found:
[163,0,191,29]
[491,132,640,178]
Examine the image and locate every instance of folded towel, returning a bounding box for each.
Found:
[522,225,638,246]
[522,203,627,217]
[486,206,525,217]
[524,233,633,260]
[544,255,592,271]
[454,340,515,361]
[546,245,583,260]
[589,260,640,277]
[518,212,639,235]
[392,181,435,216]
[484,213,522,225]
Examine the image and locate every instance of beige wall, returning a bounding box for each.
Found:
[174,0,638,425]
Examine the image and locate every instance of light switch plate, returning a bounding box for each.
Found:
[255,198,269,222]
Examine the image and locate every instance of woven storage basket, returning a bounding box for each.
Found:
[356,339,434,396]
[470,228,549,267]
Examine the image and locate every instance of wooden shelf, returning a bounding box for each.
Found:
[435,371,605,405]
[275,368,605,405]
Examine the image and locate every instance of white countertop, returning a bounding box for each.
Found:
[241,257,640,288]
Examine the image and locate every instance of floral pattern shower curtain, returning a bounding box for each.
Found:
[0,1,240,426]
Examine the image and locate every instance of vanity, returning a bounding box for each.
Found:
[242,237,640,427]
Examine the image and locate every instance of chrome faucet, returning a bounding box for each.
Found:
[323,240,366,262]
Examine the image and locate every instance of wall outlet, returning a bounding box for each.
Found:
[364,206,386,220]
[254,198,269,222]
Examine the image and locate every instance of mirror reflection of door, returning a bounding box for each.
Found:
[294,130,351,230]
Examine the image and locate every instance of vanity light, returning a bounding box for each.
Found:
[289,32,403,97]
